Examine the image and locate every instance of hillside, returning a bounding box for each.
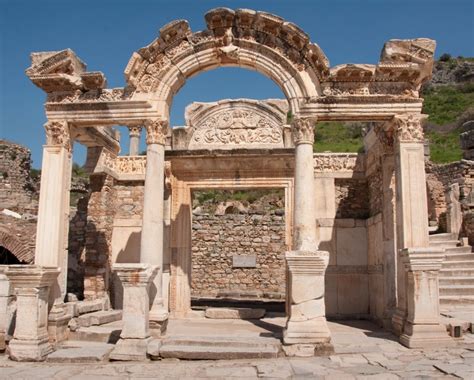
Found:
[313,56,474,163]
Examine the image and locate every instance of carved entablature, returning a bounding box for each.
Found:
[26,49,106,93]
[313,153,365,173]
[44,120,72,150]
[173,99,289,150]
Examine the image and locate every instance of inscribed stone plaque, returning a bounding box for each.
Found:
[232,255,257,268]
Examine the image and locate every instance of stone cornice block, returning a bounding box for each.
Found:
[286,250,329,275]
[112,263,158,286]
[5,265,60,288]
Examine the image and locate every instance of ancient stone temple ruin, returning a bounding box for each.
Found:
[2,8,471,361]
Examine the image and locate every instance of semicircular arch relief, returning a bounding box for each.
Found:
[124,8,329,117]
[0,229,33,264]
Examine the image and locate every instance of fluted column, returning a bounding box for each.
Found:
[34,121,73,342]
[140,118,169,335]
[283,117,332,356]
[128,126,141,156]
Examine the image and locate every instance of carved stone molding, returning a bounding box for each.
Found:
[313,153,365,172]
[128,126,142,138]
[44,120,72,150]
[393,114,425,143]
[292,117,316,145]
[374,122,395,154]
[145,119,169,145]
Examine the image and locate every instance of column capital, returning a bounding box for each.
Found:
[128,126,142,138]
[144,118,169,145]
[392,114,426,143]
[292,117,317,145]
[44,120,72,151]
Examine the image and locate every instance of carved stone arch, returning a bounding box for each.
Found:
[0,229,33,264]
[124,8,329,116]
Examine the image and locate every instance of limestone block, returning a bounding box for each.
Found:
[337,274,369,316]
[205,307,265,319]
[109,337,152,361]
[336,227,368,266]
[324,275,338,316]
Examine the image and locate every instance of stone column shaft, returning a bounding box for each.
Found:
[128,126,141,156]
[35,121,72,310]
[140,119,169,333]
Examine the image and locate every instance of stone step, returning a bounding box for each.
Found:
[76,310,122,328]
[439,277,474,286]
[429,240,460,248]
[429,232,458,242]
[441,260,474,269]
[47,341,114,363]
[440,296,474,306]
[439,285,474,296]
[443,252,474,262]
[205,307,265,319]
[75,299,105,316]
[69,321,122,344]
[445,246,472,254]
[159,336,280,360]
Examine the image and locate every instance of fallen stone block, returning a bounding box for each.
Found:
[76,300,104,316]
[77,310,122,328]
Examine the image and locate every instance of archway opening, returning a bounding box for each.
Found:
[0,246,22,265]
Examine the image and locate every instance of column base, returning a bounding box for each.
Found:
[8,338,53,361]
[400,323,454,349]
[109,337,152,361]
[284,317,332,345]
[282,342,334,357]
[391,308,406,336]
[149,305,169,337]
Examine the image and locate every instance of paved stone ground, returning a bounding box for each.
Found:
[0,320,473,379]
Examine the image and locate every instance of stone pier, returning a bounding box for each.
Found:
[6,265,59,361]
[110,264,158,361]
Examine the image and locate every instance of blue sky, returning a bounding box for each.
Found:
[1,0,473,168]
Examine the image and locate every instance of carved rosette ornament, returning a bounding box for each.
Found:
[292,117,317,145]
[393,114,425,143]
[44,120,72,150]
[144,119,169,145]
[128,126,142,138]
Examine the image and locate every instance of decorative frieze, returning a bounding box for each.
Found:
[292,117,316,145]
[145,119,169,145]
[44,121,71,150]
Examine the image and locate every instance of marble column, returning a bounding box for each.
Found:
[283,117,332,356]
[109,264,158,361]
[34,120,73,342]
[6,265,59,361]
[140,119,169,335]
[400,248,453,348]
[128,126,141,156]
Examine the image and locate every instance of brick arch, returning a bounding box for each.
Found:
[0,229,33,264]
[125,8,329,116]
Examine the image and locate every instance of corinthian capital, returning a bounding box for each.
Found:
[44,120,71,150]
[128,126,142,138]
[144,119,169,145]
[393,114,425,143]
[292,117,317,145]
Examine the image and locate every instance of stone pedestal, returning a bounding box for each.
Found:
[283,251,333,355]
[5,265,59,361]
[0,269,13,351]
[399,248,454,348]
[110,263,158,361]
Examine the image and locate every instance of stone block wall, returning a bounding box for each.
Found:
[191,200,286,300]
[426,160,474,241]
[335,179,369,219]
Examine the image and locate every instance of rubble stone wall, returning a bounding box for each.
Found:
[191,204,287,300]
[335,179,370,219]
